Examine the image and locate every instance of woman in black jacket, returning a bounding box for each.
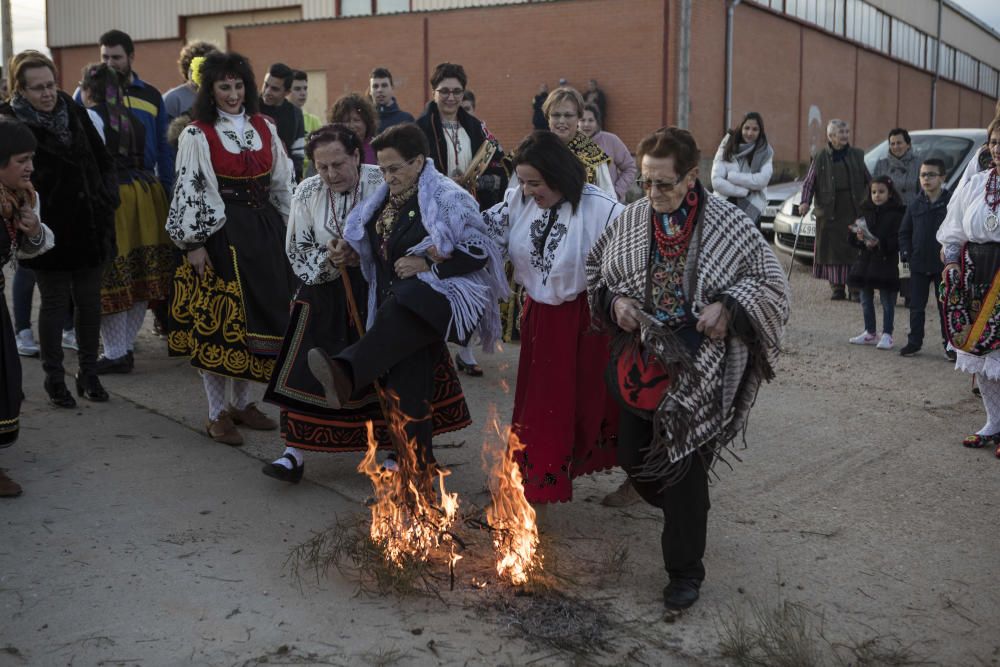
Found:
[415,62,507,376]
[846,175,905,350]
[1,51,117,407]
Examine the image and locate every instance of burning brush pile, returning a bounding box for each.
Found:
[288,396,542,595]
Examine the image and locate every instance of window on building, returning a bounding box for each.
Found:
[980,66,999,97]
[846,0,887,52]
[340,0,372,16]
[377,0,408,13]
[955,51,978,89]
[891,18,925,69]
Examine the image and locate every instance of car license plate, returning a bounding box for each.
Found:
[763,205,779,218]
[798,221,815,236]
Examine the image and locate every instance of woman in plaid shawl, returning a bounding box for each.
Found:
[587,127,789,613]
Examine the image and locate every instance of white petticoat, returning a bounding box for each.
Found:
[954,348,1000,380]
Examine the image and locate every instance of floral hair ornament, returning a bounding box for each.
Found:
[189,56,206,88]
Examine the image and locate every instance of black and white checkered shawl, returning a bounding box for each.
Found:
[586,192,790,483]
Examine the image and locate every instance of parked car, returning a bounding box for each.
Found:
[759,180,803,240]
[772,128,987,260]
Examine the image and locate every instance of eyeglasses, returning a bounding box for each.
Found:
[378,156,418,177]
[24,82,57,94]
[548,112,579,121]
[918,172,941,179]
[636,176,684,192]
[435,88,464,99]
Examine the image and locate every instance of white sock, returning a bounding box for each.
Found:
[458,345,478,366]
[274,446,303,469]
[977,375,1000,436]
[100,310,130,359]
[124,301,147,352]
[202,372,228,421]
[231,379,252,410]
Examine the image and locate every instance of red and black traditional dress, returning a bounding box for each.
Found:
[1,187,54,446]
[262,166,471,452]
[166,110,296,382]
[484,183,624,503]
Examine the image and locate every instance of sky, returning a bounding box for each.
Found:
[0,0,998,59]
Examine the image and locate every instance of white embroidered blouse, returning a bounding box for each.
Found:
[484,183,624,305]
[285,164,384,285]
[938,168,1000,262]
[166,110,294,249]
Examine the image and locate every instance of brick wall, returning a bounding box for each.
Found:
[54,39,186,97]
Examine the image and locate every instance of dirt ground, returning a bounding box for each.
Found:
[2,256,999,666]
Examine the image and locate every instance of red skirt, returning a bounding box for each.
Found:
[511,293,619,503]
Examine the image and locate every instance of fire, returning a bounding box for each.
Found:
[484,409,541,584]
[357,403,459,566]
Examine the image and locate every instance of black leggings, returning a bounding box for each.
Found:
[33,266,103,381]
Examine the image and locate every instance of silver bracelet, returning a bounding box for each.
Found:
[27,229,45,246]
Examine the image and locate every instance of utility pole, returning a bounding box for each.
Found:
[724,0,742,133]
[1,0,13,72]
[930,0,942,127]
[676,0,691,129]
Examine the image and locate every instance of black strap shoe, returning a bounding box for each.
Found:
[94,354,132,375]
[261,455,304,483]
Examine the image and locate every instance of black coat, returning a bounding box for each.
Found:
[898,188,951,274]
[846,202,904,291]
[415,102,508,210]
[0,92,117,271]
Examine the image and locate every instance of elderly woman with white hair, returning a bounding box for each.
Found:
[798,119,870,300]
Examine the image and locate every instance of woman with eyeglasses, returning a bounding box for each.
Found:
[308,123,505,472]
[0,51,118,409]
[261,124,472,483]
[416,62,508,377]
[166,51,296,447]
[542,86,615,197]
[484,130,623,507]
[328,93,378,165]
[587,127,789,613]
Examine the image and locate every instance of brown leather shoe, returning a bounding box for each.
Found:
[307,348,352,409]
[0,469,23,497]
[601,478,642,507]
[206,414,244,446]
[228,403,278,431]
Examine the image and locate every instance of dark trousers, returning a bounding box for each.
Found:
[907,271,947,348]
[12,266,73,332]
[33,266,103,381]
[617,408,712,582]
[337,295,442,468]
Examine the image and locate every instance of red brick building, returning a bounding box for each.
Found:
[46,0,1000,173]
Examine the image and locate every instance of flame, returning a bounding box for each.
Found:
[357,396,459,566]
[483,407,541,585]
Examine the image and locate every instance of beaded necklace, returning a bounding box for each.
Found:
[442,119,463,176]
[985,167,1000,232]
[651,189,699,259]
[327,179,360,237]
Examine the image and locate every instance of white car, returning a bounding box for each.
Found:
[758,181,804,240]
[772,128,988,260]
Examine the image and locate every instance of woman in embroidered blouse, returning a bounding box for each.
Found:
[586,127,788,613]
[484,130,624,505]
[308,122,505,471]
[261,124,473,482]
[937,117,1000,457]
[1,118,55,497]
[542,86,615,197]
[166,51,296,447]
[328,93,377,165]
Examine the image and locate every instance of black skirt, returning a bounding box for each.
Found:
[168,199,296,382]
[263,275,472,453]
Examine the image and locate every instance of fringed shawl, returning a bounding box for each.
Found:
[586,192,790,482]
[344,158,508,351]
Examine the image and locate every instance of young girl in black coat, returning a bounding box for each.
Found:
[847,175,905,350]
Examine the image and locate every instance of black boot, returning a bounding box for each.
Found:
[44,377,76,409]
[75,372,109,402]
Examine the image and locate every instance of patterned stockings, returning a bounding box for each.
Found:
[977,374,1000,436]
[100,301,147,359]
[202,372,253,421]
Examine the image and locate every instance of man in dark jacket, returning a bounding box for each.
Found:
[898,158,952,358]
[370,67,414,132]
[260,62,305,180]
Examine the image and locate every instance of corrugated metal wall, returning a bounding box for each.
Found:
[47,0,337,47]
